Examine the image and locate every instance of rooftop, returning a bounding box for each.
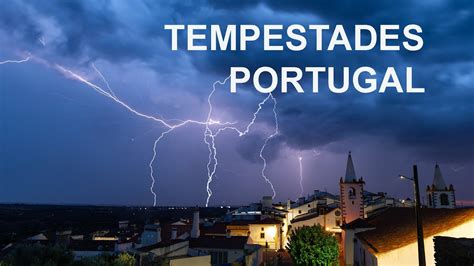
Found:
[229,218,283,226]
[136,239,187,252]
[353,208,474,254]
[189,236,248,250]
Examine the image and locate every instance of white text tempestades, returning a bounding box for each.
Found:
[230,67,425,94]
[164,24,423,52]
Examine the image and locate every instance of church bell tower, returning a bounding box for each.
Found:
[427,164,456,209]
[339,152,365,224]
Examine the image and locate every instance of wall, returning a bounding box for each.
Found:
[354,236,378,266]
[245,245,263,266]
[288,199,318,219]
[291,208,342,233]
[149,241,189,258]
[359,219,474,265]
[227,225,249,236]
[169,255,210,266]
[191,248,244,264]
[340,182,364,224]
[344,227,374,266]
[428,191,456,209]
[248,224,280,250]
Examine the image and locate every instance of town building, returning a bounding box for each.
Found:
[343,208,474,266]
[340,152,365,224]
[290,206,342,234]
[427,164,456,209]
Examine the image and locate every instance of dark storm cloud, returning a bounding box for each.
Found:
[199,0,474,162]
[2,0,473,162]
[0,0,42,42]
[1,0,473,205]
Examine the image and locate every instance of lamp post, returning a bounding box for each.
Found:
[400,165,426,266]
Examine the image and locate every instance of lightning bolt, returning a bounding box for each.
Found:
[56,64,277,207]
[203,77,230,207]
[0,56,30,65]
[298,156,304,198]
[258,94,278,199]
[53,63,235,206]
[2,53,281,206]
[203,78,279,206]
[149,127,175,206]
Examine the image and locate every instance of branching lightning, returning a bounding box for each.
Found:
[203,78,279,205]
[298,156,304,198]
[2,53,281,207]
[258,94,278,199]
[0,56,30,65]
[55,64,233,207]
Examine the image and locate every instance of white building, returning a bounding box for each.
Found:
[340,152,365,224]
[290,207,342,233]
[343,208,474,266]
[427,164,456,209]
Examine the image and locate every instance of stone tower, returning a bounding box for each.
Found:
[340,152,365,224]
[427,164,456,209]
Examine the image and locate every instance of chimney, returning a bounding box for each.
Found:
[156,227,162,243]
[286,199,291,210]
[261,196,273,209]
[171,227,177,240]
[191,208,200,238]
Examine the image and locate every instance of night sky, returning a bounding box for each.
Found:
[0,0,473,206]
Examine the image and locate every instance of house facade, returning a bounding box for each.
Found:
[345,208,474,266]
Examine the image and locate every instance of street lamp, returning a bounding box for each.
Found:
[399,165,426,266]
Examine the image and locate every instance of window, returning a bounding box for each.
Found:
[349,187,356,199]
[308,204,311,207]
[336,220,341,226]
[440,193,449,206]
[260,232,265,239]
[298,210,302,214]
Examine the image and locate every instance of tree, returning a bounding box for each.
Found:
[1,244,74,266]
[73,253,135,266]
[286,224,339,266]
[112,252,135,266]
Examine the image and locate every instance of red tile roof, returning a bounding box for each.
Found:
[354,208,474,254]
[200,222,227,236]
[230,218,283,226]
[136,239,187,252]
[189,236,248,250]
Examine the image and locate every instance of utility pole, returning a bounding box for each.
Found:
[399,165,426,266]
[413,165,426,266]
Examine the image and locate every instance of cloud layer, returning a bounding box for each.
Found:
[0,0,472,205]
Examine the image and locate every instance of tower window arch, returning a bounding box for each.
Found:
[440,193,449,206]
[348,187,356,199]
